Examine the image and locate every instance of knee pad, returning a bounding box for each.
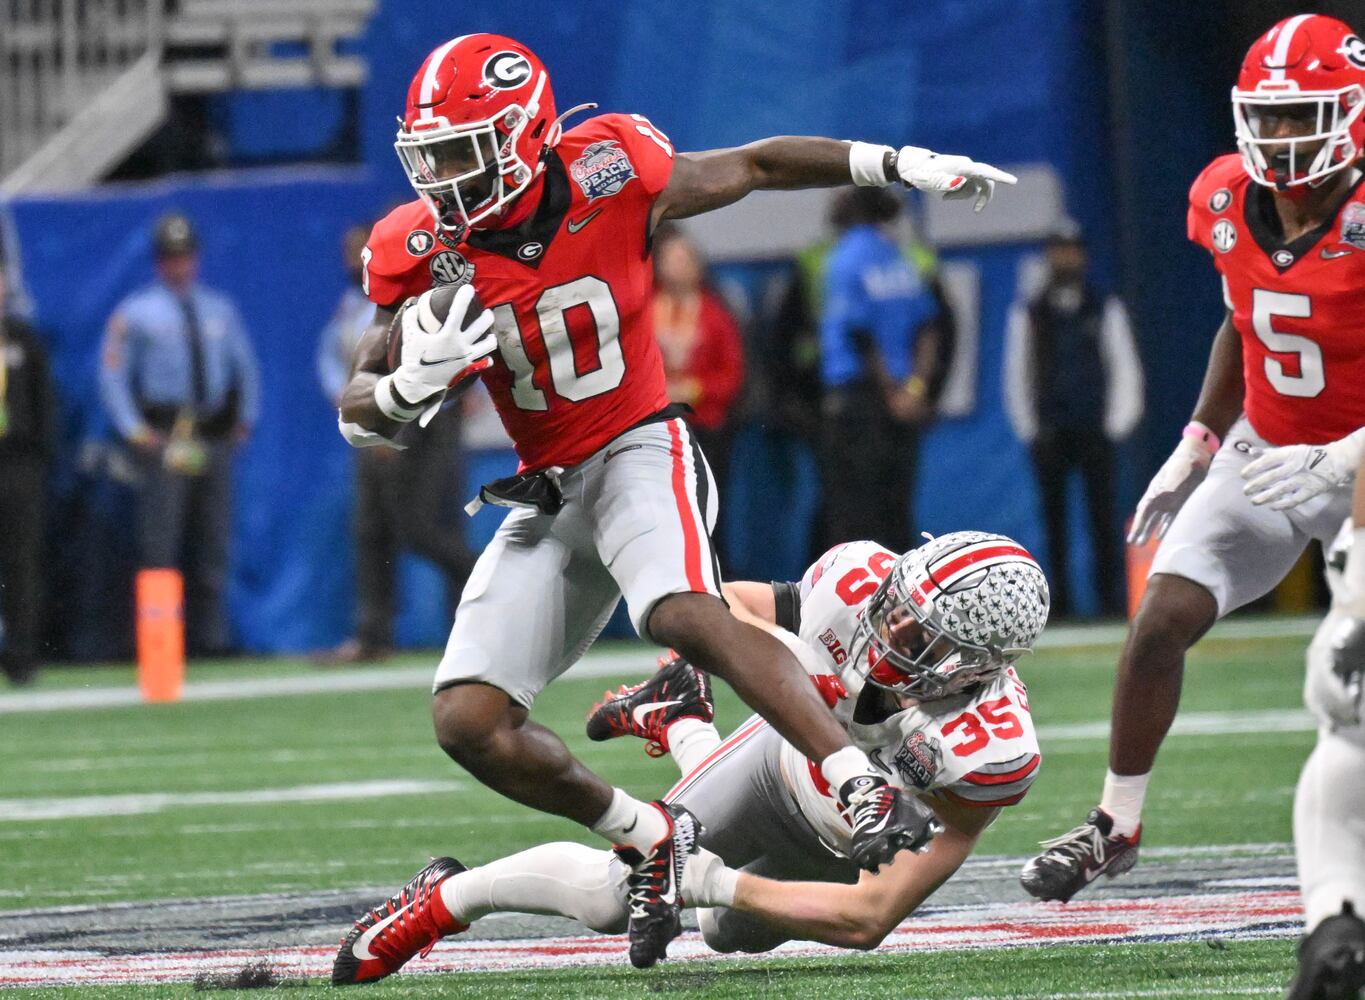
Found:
[1305,612,1365,737]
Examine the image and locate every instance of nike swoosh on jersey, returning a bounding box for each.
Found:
[352,905,410,960]
[567,208,604,233]
[1321,246,1354,259]
[632,700,682,727]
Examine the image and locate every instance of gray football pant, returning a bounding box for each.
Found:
[667,723,858,953]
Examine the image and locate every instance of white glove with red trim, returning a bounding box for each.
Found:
[894,146,1018,212]
[390,284,497,407]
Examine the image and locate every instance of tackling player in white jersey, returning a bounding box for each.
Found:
[1286,454,1365,1000]
[331,532,1048,979]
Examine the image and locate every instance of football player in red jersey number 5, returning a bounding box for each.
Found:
[330,33,1017,979]
[1023,14,1365,903]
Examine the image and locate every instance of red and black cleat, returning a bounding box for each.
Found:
[585,653,714,757]
[332,857,468,985]
[614,801,702,969]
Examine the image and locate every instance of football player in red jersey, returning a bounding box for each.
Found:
[330,33,1018,978]
[1023,13,1365,904]
[331,533,1049,983]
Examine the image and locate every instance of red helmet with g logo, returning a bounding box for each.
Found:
[396,34,559,232]
[1232,14,1365,189]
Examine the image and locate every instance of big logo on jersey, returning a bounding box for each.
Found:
[893,730,942,789]
[570,140,636,201]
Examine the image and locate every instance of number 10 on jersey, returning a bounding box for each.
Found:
[491,276,626,410]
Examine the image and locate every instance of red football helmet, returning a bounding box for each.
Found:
[396,34,561,231]
[1232,14,1365,190]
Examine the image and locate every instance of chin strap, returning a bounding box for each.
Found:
[544,103,598,150]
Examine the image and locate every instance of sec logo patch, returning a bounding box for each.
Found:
[1212,219,1237,253]
[429,250,472,286]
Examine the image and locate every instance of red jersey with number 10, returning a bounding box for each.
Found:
[364,113,676,471]
[1187,154,1365,446]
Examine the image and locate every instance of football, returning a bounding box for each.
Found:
[384,283,483,372]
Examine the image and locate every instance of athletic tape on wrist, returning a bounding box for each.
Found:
[374,373,424,423]
[849,141,896,187]
[1182,421,1220,456]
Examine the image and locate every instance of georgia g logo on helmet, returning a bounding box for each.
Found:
[1342,35,1365,70]
[484,51,533,89]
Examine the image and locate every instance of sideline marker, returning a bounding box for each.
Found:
[1125,521,1159,620]
[136,568,185,702]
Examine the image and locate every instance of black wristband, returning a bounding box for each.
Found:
[771,581,802,634]
[882,149,899,184]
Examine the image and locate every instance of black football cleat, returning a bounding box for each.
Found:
[1019,808,1140,902]
[586,653,714,757]
[332,856,468,985]
[614,801,702,969]
[1285,902,1365,1000]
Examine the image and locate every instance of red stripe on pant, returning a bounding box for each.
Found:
[663,717,767,804]
[667,419,706,592]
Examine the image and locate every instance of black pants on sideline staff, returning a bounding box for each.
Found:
[1031,424,1122,618]
[819,381,919,556]
[0,455,47,680]
[135,440,233,655]
[355,409,475,651]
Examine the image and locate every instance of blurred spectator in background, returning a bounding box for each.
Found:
[817,187,941,554]
[315,225,475,664]
[0,267,55,684]
[99,213,260,657]
[651,225,745,495]
[1004,225,1143,618]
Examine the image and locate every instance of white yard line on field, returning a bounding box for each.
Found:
[0,614,1321,716]
[1037,707,1317,741]
[0,778,462,822]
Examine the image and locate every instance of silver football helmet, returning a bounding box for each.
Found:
[851,531,1050,700]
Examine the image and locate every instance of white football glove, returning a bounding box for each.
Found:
[1128,435,1216,546]
[894,146,1018,212]
[390,284,497,406]
[1240,429,1365,511]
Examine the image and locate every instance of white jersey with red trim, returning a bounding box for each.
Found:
[775,540,1042,856]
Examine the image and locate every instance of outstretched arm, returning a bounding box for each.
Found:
[688,798,996,950]
[653,139,1015,226]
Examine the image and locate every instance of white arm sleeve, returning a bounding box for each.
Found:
[1002,303,1038,444]
[1100,297,1145,442]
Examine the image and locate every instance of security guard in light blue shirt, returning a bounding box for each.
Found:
[99,213,260,656]
[817,187,941,554]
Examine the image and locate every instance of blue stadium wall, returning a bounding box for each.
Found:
[8,0,1229,657]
